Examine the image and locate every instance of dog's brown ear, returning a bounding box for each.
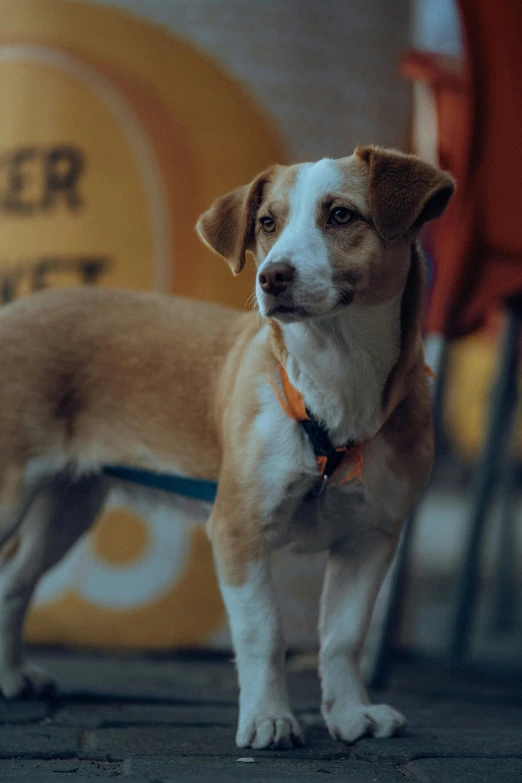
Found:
[196,170,271,275]
[356,146,455,241]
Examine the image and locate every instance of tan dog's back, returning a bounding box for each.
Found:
[0,287,250,490]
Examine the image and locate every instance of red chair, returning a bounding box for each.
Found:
[425,1,522,339]
[371,0,522,683]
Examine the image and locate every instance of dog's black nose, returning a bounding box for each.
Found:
[258,263,295,296]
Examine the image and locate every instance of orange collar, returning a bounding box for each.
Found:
[268,365,364,488]
[268,362,435,490]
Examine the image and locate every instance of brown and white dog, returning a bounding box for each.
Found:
[0,146,454,749]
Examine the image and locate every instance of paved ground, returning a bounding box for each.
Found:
[1,649,521,782]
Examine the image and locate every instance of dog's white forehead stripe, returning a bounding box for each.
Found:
[289,159,342,224]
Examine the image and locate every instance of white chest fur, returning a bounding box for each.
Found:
[282,296,402,444]
[252,296,403,552]
[253,384,372,553]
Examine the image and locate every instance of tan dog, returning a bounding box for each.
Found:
[0,146,454,749]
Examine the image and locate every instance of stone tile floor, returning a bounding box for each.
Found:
[1,649,521,782]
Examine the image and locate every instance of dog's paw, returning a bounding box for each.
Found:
[322,702,406,744]
[236,713,305,750]
[0,666,57,699]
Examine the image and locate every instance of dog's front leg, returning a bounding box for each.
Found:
[319,529,406,743]
[209,504,304,750]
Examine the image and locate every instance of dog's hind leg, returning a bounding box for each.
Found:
[0,471,109,698]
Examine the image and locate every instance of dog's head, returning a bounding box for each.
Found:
[197,146,454,323]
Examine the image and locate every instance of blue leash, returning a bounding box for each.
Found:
[103,466,218,503]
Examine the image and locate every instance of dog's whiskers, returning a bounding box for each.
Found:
[245,292,260,314]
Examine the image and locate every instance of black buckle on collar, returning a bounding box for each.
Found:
[300,409,353,481]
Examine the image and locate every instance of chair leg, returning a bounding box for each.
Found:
[368,336,448,689]
[489,444,518,636]
[450,303,521,660]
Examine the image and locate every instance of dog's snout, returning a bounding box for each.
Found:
[258,263,295,297]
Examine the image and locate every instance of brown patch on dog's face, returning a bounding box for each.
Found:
[251,164,300,263]
[322,156,404,308]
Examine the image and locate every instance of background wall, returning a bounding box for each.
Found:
[85,0,412,161]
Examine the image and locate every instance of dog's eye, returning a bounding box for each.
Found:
[329,207,354,226]
[259,216,276,233]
